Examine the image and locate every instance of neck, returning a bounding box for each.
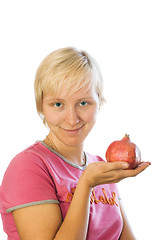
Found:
[44,133,85,166]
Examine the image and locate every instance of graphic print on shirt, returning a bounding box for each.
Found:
[66,186,118,206]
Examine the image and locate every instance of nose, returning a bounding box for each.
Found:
[65,106,80,126]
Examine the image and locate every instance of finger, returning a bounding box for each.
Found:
[105,161,130,171]
[122,162,151,178]
[137,161,151,167]
[101,161,151,184]
[101,162,130,182]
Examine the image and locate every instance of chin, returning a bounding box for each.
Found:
[58,135,86,147]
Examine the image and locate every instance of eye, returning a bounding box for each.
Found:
[79,101,88,106]
[54,102,63,107]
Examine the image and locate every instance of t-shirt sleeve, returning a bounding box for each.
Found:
[0,151,59,213]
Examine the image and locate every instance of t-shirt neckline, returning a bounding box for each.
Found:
[38,141,88,170]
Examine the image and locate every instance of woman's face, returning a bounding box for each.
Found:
[42,83,100,148]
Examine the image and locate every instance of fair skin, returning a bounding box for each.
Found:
[12,83,151,240]
[42,83,100,165]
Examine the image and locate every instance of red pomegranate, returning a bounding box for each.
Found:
[105,134,141,169]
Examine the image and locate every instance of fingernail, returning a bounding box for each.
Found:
[122,162,129,168]
[139,162,150,167]
[146,163,151,167]
[146,162,151,165]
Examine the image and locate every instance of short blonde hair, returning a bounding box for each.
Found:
[34,47,106,121]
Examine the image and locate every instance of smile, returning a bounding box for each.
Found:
[60,125,84,134]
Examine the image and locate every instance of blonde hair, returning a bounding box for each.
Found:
[34,47,106,122]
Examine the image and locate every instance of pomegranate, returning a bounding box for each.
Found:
[105,134,141,169]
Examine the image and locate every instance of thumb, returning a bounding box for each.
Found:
[106,161,130,171]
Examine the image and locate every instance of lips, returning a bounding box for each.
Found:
[60,125,84,134]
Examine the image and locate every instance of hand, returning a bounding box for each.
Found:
[81,161,151,188]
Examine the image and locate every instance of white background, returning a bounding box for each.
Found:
[0,1,159,239]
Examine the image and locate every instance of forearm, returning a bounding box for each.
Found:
[54,176,92,240]
[119,202,136,240]
[119,223,136,240]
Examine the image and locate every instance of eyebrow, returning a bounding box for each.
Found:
[44,96,93,102]
[77,97,93,101]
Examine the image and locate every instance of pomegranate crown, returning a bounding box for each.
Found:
[122,134,130,141]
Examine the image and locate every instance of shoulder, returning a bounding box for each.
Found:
[0,142,59,213]
[1,142,55,187]
[5,142,47,172]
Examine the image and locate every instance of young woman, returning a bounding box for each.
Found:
[0,47,151,240]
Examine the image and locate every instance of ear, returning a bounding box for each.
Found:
[98,101,101,111]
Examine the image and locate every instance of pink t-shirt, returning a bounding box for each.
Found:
[0,142,123,240]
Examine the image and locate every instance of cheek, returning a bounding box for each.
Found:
[43,107,63,126]
[82,107,98,123]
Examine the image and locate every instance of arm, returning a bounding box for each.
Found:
[12,161,150,240]
[12,177,92,240]
[12,203,63,240]
[119,201,136,240]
